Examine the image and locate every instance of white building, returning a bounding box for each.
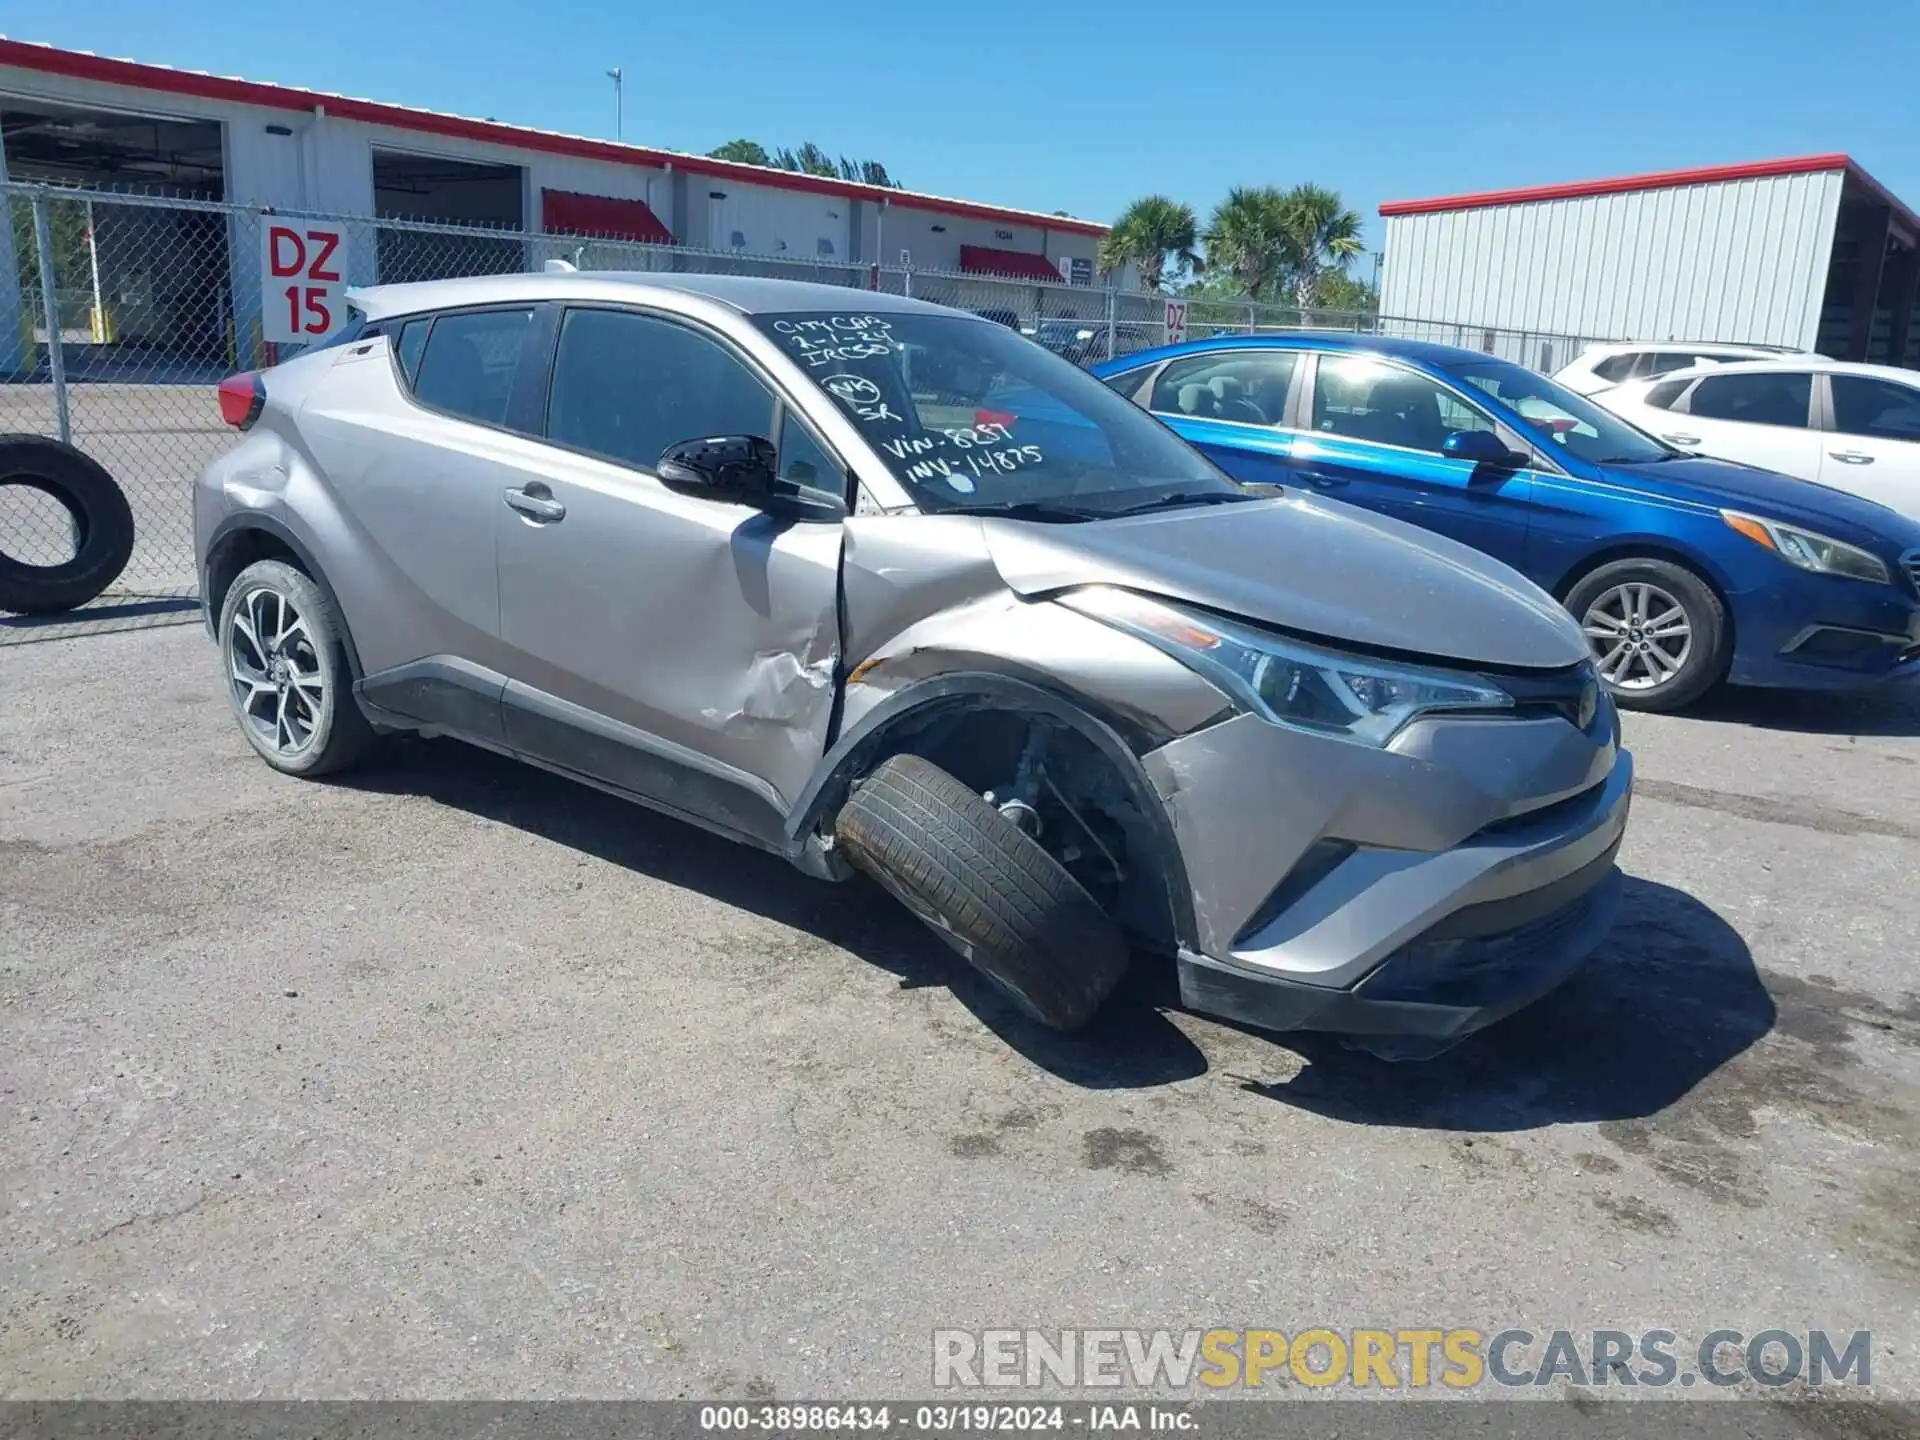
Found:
[1379,155,1920,368]
[0,38,1107,373]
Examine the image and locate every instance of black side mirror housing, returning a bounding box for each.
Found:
[1442,429,1528,468]
[657,435,780,502]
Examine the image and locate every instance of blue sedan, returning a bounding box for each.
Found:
[1090,335,1920,711]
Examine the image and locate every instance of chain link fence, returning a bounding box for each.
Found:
[1,178,1606,638]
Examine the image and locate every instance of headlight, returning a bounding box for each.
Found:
[1060,586,1512,746]
[1721,510,1890,584]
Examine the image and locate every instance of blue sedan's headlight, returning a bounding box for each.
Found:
[1721,509,1891,584]
[1061,586,1512,746]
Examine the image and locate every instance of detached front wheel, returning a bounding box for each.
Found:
[835,753,1129,1030]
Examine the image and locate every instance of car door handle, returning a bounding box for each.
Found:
[1662,432,1701,446]
[1306,472,1348,489]
[1828,450,1876,465]
[503,484,566,523]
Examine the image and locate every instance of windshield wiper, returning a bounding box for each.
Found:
[940,500,1109,523]
[1108,488,1267,516]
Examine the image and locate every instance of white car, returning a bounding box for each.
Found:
[1597,358,1920,521]
[1553,341,1802,396]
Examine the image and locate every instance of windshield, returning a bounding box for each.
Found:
[1439,356,1675,465]
[752,310,1242,516]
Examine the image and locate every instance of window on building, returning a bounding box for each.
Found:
[1687,372,1812,428]
[546,308,776,471]
[1149,352,1297,426]
[1830,375,1920,439]
[410,308,535,427]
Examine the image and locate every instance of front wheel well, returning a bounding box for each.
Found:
[822,695,1189,954]
[1553,543,1736,650]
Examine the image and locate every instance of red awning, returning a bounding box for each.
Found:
[959,244,1065,282]
[541,188,675,245]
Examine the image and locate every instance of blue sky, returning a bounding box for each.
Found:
[14,1,1920,254]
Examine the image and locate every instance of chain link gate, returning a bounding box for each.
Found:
[0,178,1609,639]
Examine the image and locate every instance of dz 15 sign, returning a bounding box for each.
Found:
[261,223,348,345]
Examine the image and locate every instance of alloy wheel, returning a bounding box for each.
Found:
[228,584,326,754]
[1582,581,1693,692]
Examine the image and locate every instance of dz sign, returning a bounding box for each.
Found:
[261,222,348,344]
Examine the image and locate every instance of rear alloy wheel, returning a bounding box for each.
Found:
[1566,557,1728,712]
[219,558,374,777]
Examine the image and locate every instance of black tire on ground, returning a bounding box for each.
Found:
[1564,556,1730,713]
[834,753,1130,1030]
[0,434,135,615]
[217,558,376,778]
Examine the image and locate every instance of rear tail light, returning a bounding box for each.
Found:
[218,372,265,430]
[975,408,1016,431]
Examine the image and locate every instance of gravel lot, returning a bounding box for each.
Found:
[2,623,1917,1401]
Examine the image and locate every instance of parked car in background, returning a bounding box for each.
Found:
[1554,340,1803,396]
[196,273,1632,1060]
[1596,358,1920,521]
[1094,335,1920,711]
[1032,319,1159,367]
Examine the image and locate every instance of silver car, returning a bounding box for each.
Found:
[195,272,1632,1058]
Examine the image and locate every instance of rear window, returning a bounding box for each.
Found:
[395,317,431,384]
[1591,352,1639,382]
[1644,378,1690,411]
[410,308,535,427]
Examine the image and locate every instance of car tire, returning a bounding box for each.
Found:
[0,435,135,615]
[1565,557,1729,713]
[834,753,1129,1030]
[218,558,375,777]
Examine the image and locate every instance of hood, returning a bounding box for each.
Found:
[981,493,1590,670]
[1598,456,1920,549]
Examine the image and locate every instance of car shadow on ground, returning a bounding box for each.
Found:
[340,736,1212,1090]
[1685,682,1920,738]
[341,740,1769,1117]
[1236,875,1774,1130]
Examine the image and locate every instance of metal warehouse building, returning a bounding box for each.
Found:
[1379,155,1920,368]
[0,38,1106,374]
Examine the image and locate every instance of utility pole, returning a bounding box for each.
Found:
[607,68,624,139]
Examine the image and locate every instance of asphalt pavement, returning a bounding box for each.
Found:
[1,623,1916,1401]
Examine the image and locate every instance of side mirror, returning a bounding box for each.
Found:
[1442,429,1526,468]
[657,435,779,502]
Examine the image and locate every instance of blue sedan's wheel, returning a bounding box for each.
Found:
[1566,558,1729,713]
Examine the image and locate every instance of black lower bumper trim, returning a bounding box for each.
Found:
[1177,865,1623,1049]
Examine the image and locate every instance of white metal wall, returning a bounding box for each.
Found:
[1380,170,1846,350]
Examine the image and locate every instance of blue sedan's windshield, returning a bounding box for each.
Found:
[1439,357,1675,466]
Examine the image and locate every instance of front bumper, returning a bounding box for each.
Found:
[1727,569,1920,690]
[1145,706,1632,1053]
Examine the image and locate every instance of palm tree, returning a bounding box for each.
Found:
[1098,195,1200,292]
[1201,187,1298,301]
[1278,184,1365,309]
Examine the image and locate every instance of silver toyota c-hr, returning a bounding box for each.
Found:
[196,272,1632,1058]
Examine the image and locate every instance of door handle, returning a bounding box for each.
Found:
[1662,433,1701,446]
[1828,450,1876,465]
[504,484,566,523]
[1307,472,1349,489]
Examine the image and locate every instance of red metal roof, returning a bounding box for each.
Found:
[1380,154,1916,234]
[542,189,675,245]
[960,244,1067,282]
[0,37,1108,237]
